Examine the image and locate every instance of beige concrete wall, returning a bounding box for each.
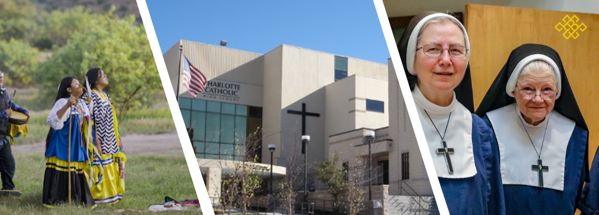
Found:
[354,75,389,131]
[162,40,263,99]
[278,45,329,169]
[387,59,432,195]
[348,58,388,81]
[181,40,262,85]
[163,42,181,94]
[262,46,284,166]
[325,76,357,141]
[165,41,390,174]
[275,45,388,169]
[329,129,368,168]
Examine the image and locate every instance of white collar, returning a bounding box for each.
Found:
[487,104,574,190]
[412,86,457,114]
[413,86,477,178]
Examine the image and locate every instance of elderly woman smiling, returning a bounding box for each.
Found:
[398,11,504,215]
[477,44,589,215]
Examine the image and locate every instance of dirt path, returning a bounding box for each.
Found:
[12,132,185,155]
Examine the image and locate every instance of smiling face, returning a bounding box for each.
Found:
[513,69,557,125]
[414,21,468,98]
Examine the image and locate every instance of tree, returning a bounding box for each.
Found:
[345,164,366,215]
[0,38,39,86]
[32,9,160,116]
[220,128,264,215]
[278,138,302,215]
[316,154,346,214]
[0,0,39,43]
[34,6,93,49]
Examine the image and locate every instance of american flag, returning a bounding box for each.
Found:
[182,56,207,97]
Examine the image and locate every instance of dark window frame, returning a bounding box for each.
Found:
[402,152,409,180]
[366,99,384,113]
[334,56,348,81]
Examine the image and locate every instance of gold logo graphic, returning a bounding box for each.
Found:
[555,15,587,39]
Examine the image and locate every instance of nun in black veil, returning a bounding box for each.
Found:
[398,11,504,215]
[476,43,591,215]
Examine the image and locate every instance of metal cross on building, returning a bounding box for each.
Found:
[287,103,320,154]
[532,159,549,187]
[437,141,455,174]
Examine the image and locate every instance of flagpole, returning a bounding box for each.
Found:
[176,44,183,102]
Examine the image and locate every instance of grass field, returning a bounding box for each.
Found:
[7,86,176,145]
[0,153,200,214]
[0,87,202,214]
[11,106,175,145]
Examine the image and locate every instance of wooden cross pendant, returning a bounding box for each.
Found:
[436,141,455,174]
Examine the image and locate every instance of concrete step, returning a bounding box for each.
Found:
[387,195,435,215]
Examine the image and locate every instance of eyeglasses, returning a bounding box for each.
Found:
[416,44,468,58]
[516,85,556,100]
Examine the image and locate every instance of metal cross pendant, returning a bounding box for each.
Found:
[531,159,549,187]
[436,141,455,174]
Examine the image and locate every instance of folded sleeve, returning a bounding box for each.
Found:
[8,94,27,114]
[0,110,7,122]
[47,99,69,130]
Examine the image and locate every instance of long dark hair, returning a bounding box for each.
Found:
[46,76,77,151]
[84,68,101,92]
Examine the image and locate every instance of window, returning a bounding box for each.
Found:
[334,56,348,81]
[377,160,389,185]
[179,98,259,161]
[342,162,349,182]
[179,98,192,109]
[402,153,409,179]
[366,99,384,113]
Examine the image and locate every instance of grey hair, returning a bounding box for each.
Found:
[517,60,558,91]
[416,16,466,46]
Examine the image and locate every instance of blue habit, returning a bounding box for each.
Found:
[439,114,505,215]
[45,114,89,162]
[483,116,587,215]
[579,147,599,215]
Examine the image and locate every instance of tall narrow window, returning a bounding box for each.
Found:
[377,160,389,185]
[342,162,349,182]
[334,56,348,81]
[402,153,409,179]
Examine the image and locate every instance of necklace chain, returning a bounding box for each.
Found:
[424,110,452,142]
[517,113,550,160]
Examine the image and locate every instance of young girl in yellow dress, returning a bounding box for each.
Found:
[82,68,126,204]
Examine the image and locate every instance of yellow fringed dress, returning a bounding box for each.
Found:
[83,90,126,204]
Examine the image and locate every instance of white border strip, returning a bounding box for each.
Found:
[137,1,215,214]
[372,1,449,214]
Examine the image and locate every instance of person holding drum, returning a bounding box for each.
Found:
[0,70,28,193]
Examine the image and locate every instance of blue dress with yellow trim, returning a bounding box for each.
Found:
[42,98,95,207]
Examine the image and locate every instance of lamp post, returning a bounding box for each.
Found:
[268,144,276,214]
[363,130,375,201]
[301,135,310,205]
